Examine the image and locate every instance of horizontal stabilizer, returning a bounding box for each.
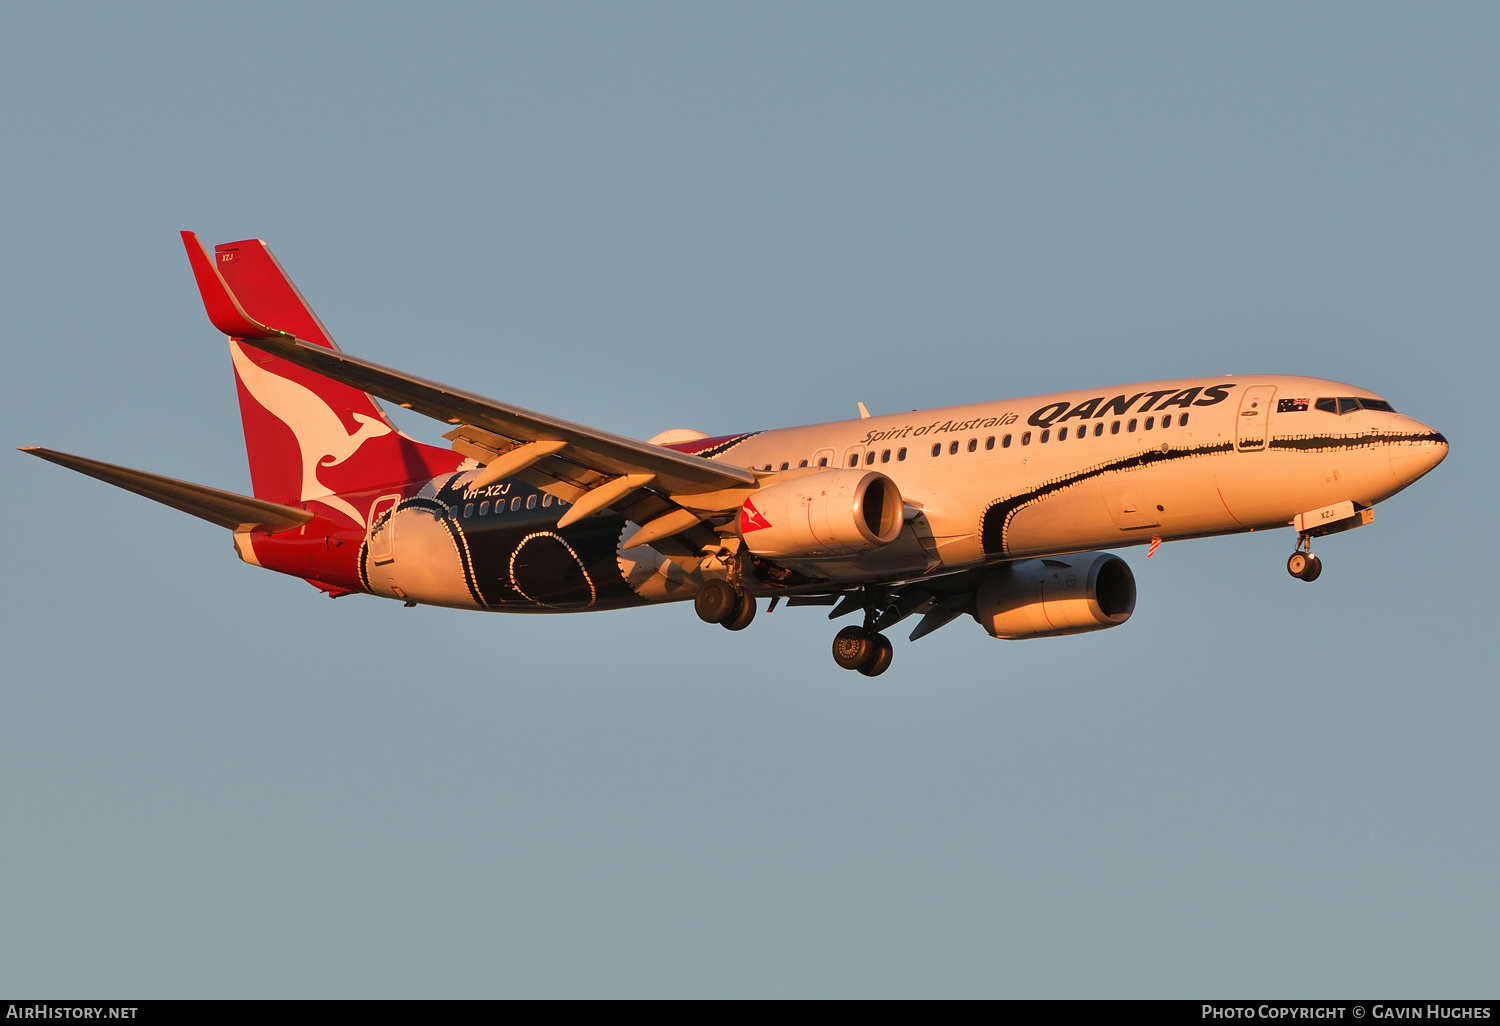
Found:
[20,447,314,534]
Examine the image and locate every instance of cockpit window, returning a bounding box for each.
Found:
[1316,396,1396,415]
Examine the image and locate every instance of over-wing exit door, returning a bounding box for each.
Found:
[1236,386,1277,452]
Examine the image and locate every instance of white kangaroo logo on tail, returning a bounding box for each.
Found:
[230,341,393,527]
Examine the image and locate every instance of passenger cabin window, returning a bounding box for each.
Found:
[1093,422,1103,436]
[848,453,859,467]
[1059,427,1068,441]
[1162,414,1172,428]
[1180,413,1189,426]
[881,449,891,463]
[985,436,995,450]
[511,497,521,511]
[1002,434,1012,448]
[948,441,959,455]
[1127,419,1137,432]
[865,451,876,465]
[527,494,537,509]
[818,457,829,467]
[543,494,554,507]
[931,443,941,457]
[1111,421,1120,434]
[464,503,474,518]
[967,438,977,452]
[897,448,907,461]
[780,462,789,470]
[1040,429,1050,443]
[799,459,809,468]
[479,501,490,515]
[1021,432,1031,445]
[1145,417,1155,430]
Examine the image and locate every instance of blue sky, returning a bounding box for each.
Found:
[2,3,1496,996]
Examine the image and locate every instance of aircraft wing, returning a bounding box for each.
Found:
[182,232,756,508]
[239,333,753,495]
[19,447,314,534]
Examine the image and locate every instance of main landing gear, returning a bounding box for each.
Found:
[832,625,894,677]
[695,578,757,631]
[1286,535,1322,582]
[824,587,895,676]
[696,577,897,677]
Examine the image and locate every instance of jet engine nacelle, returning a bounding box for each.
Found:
[739,469,904,559]
[972,551,1136,640]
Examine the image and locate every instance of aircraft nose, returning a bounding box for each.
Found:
[1389,423,1448,484]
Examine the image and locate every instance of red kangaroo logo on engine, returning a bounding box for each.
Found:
[739,499,772,533]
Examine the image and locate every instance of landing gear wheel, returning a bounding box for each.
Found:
[832,626,874,670]
[857,634,894,677]
[722,587,757,631]
[695,579,738,624]
[1300,553,1322,582]
[832,626,894,675]
[1287,551,1322,582]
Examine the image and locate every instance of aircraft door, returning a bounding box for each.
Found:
[1235,386,1277,452]
[367,493,400,564]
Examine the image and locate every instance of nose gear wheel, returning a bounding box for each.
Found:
[1287,551,1322,581]
[1287,533,1323,582]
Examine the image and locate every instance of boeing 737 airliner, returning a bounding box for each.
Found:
[22,233,1449,675]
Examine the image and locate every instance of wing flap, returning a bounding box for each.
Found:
[21,447,314,534]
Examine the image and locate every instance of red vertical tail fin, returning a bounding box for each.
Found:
[181,232,461,529]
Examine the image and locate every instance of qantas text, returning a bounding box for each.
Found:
[1027,384,1237,428]
[858,384,1237,446]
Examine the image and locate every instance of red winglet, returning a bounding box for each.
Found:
[180,230,290,339]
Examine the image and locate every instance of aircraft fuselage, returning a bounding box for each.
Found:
[243,374,1442,613]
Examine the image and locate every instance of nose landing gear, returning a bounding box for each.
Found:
[1285,501,1377,582]
[1287,535,1323,582]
